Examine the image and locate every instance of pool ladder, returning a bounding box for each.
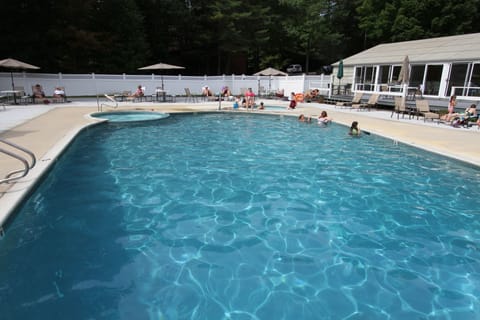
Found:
[0,139,36,184]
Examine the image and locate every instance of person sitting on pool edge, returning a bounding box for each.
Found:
[349,121,361,136]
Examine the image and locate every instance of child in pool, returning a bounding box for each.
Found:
[298,114,311,122]
[317,111,331,125]
[349,121,361,136]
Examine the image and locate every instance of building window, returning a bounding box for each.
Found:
[448,63,469,96]
[391,66,401,83]
[354,66,376,91]
[379,65,389,84]
[466,63,480,97]
[424,65,443,96]
[410,65,425,89]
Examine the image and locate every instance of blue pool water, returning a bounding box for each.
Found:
[1,113,480,319]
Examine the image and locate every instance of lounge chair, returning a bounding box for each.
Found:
[352,93,379,111]
[14,86,33,104]
[0,95,6,110]
[128,86,147,102]
[415,100,439,122]
[391,96,411,119]
[32,85,49,104]
[184,88,198,103]
[450,113,479,128]
[52,86,68,103]
[336,92,363,108]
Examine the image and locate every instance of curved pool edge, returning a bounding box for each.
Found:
[0,110,231,231]
[0,118,104,232]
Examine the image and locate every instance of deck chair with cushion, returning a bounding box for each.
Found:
[31,84,49,104]
[125,89,142,103]
[52,86,68,103]
[458,114,479,128]
[14,86,33,104]
[0,95,6,110]
[352,93,379,111]
[336,92,363,108]
[391,96,411,119]
[128,86,147,102]
[184,88,198,103]
[415,100,439,122]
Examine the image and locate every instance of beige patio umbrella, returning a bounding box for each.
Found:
[253,67,287,76]
[254,67,287,94]
[0,58,40,104]
[397,55,410,107]
[138,62,185,90]
[397,55,410,85]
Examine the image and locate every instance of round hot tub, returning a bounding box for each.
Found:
[91,111,169,123]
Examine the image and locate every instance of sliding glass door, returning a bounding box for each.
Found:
[424,65,443,95]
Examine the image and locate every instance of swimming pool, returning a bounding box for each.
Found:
[1,113,479,319]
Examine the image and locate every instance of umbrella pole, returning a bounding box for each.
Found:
[269,77,271,97]
[10,71,17,104]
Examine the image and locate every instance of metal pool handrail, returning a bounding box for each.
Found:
[97,94,119,112]
[0,139,36,184]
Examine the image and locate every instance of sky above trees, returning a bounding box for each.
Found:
[2,0,479,75]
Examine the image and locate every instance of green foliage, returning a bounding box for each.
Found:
[356,0,480,45]
[1,0,479,74]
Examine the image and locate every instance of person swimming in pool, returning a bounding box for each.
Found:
[349,121,361,136]
[298,114,311,122]
[317,111,331,126]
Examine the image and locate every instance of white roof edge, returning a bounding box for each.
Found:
[332,33,480,66]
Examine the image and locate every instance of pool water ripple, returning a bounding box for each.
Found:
[0,113,479,319]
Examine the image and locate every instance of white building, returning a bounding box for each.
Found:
[334,33,480,101]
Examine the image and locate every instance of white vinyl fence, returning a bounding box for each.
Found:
[0,72,333,98]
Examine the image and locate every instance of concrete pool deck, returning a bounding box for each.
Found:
[0,99,479,229]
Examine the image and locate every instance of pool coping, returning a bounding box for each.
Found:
[0,117,103,231]
[1,102,479,232]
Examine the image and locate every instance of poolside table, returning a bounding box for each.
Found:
[0,90,21,104]
[155,89,167,102]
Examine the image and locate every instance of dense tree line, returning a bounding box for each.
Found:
[2,0,479,75]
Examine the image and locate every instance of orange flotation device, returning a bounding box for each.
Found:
[295,93,304,102]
